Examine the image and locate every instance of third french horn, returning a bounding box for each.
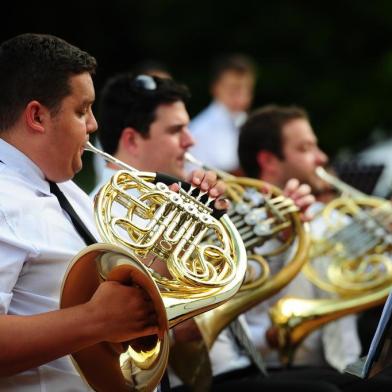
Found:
[269,166,392,365]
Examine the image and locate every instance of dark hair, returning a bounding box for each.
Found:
[238,104,309,178]
[0,33,97,131]
[210,53,256,85]
[98,73,190,155]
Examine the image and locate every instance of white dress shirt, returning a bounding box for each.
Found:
[0,138,98,391]
[245,202,361,372]
[189,101,246,172]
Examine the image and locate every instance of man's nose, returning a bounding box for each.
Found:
[182,128,195,148]
[316,148,328,166]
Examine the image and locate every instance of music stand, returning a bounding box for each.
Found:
[345,291,392,378]
[334,161,384,195]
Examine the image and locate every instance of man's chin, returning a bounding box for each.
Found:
[72,161,83,176]
[49,171,75,183]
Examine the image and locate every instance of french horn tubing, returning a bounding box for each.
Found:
[269,166,392,365]
[60,142,247,392]
[169,153,310,389]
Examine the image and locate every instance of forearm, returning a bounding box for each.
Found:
[0,303,102,377]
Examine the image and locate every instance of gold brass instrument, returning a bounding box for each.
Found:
[60,142,247,392]
[169,154,310,388]
[269,166,392,365]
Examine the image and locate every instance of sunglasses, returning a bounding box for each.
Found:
[132,74,157,91]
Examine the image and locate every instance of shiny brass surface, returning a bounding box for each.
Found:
[170,154,310,389]
[194,176,310,349]
[269,166,392,365]
[60,143,247,392]
[61,244,170,392]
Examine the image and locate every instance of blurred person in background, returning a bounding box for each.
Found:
[189,53,256,174]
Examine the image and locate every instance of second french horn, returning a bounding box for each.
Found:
[169,154,310,389]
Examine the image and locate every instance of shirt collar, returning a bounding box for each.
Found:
[212,101,247,126]
[0,138,51,196]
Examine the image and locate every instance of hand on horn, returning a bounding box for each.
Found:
[283,178,315,222]
[187,169,230,211]
[266,325,280,349]
[87,281,161,343]
[169,169,229,211]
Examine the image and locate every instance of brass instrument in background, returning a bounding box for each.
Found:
[169,154,310,389]
[269,166,392,365]
[60,142,247,392]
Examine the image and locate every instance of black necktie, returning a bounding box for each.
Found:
[49,181,96,246]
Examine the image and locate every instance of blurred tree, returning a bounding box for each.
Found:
[2,0,392,191]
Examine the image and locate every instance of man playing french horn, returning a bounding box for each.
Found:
[92,73,342,392]
[238,104,392,391]
[0,34,228,392]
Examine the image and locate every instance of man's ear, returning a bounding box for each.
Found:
[24,101,48,134]
[119,127,141,155]
[256,150,280,175]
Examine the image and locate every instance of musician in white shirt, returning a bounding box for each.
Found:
[0,33,168,391]
[189,54,256,174]
[239,104,391,391]
[0,34,223,392]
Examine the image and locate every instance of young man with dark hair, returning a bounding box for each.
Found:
[189,53,256,173]
[239,104,329,194]
[0,33,222,391]
[91,73,197,195]
[238,104,391,391]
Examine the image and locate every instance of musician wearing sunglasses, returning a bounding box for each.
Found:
[91,74,205,197]
[238,104,391,391]
[0,34,224,392]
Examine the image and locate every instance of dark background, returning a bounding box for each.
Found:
[3,0,392,191]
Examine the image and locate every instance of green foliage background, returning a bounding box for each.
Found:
[3,0,392,192]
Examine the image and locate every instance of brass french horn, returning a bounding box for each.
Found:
[169,154,310,389]
[60,143,247,392]
[269,166,392,365]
